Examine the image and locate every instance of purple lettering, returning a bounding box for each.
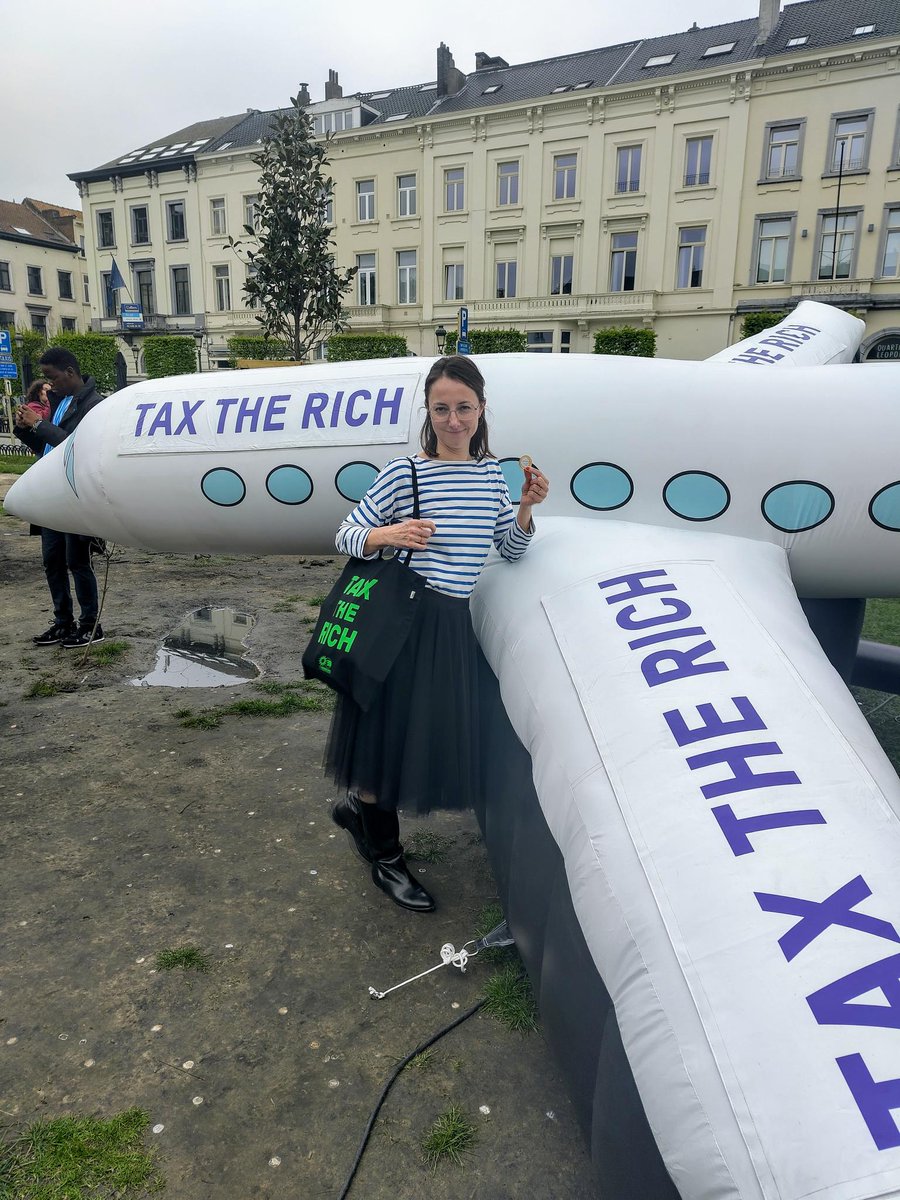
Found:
[133,402,156,437]
[837,1054,900,1150]
[687,741,800,798]
[216,397,239,433]
[756,875,899,962]
[173,400,203,435]
[147,402,173,437]
[713,803,826,856]
[302,392,329,429]
[345,389,370,427]
[235,395,265,432]
[808,952,900,1030]
[373,385,404,425]
[664,696,767,747]
[616,597,693,630]
[730,347,785,365]
[641,641,728,687]
[599,569,676,605]
[329,390,344,428]
[263,395,288,432]
[628,625,707,651]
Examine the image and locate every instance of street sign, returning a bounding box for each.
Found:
[457,339,471,355]
[458,306,468,340]
[0,360,18,379]
[0,330,11,355]
[121,303,144,328]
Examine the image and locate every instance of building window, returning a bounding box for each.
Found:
[210,198,227,236]
[61,317,77,332]
[881,208,900,277]
[243,194,260,232]
[27,266,43,295]
[397,174,417,217]
[526,331,553,353]
[497,161,520,206]
[100,272,118,318]
[0,310,14,327]
[31,313,47,335]
[396,250,417,304]
[82,275,89,304]
[828,113,872,173]
[676,226,706,288]
[553,153,577,200]
[684,136,713,186]
[357,253,376,305]
[322,188,334,226]
[764,123,802,179]
[131,206,150,245]
[444,262,464,300]
[57,270,74,300]
[356,180,375,222]
[560,331,572,354]
[134,265,156,315]
[496,260,517,299]
[166,200,187,241]
[550,254,573,295]
[0,261,12,291]
[245,265,261,308]
[214,264,231,312]
[171,266,191,316]
[818,212,858,280]
[609,232,638,291]
[444,168,465,212]
[97,210,115,248]
[615,145,642,193]
[755,216,792,283]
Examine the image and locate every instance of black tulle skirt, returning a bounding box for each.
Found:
[324,587,481,815]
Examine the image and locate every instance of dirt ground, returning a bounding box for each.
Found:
[0,475,601,1200]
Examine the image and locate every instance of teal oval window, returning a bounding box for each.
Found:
[201,468,246,507]
[664,472,729,522]
[336,462,379,503]
[762,481,833,532]
[571,463,633,511]
[266,465,313,505]
[63,437,78,498]
[499,457,527,503]
[870,483,900,532]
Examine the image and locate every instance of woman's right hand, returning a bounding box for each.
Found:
[367,520,436,552]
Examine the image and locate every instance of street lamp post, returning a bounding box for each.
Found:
[193,330,205,374]
[434,325,447,355]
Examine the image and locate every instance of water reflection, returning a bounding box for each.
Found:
[132,606,259,688]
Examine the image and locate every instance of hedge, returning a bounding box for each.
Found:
[143,336,197,379]
[444,328,527,354]
[739,311,784,339]
[327,332,408,361]
[593,326,656,357]
[48,332,119,393]
[226,335,291,367]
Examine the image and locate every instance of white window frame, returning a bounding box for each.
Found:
[210,198,227,237]
[761,120,805,181]
[243,194,260,233]
[357,253,377,305]
[497,161,520,206]
[444,167,465,212]
[552,153,577,200]
[676,226,707,289]
[397,174,416,217]
[444,262,464,300]
[356,180,376,222]
[825,111,874,175]
[213,264,231,312]
[752,213,795,284]
[397,250,417,304]
[615,145,642,194]
[609,232,638,292]
[879,206,900,278]
[815,208,861,281]
[550,253,574,295]
[495,259,517,299]
[684,136,713,187]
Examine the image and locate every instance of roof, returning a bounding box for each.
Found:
[0,199,79,250]
[71,0,900,177]
[22,196,82,220]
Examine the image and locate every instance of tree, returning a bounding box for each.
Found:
[227,91,356,360]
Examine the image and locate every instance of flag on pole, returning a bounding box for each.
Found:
[109,257,130,296]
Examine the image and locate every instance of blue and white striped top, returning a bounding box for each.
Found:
[336,456,533,598]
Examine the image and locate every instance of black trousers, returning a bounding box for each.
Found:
[40,528,99,627]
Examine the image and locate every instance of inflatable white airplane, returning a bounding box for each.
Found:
[9,301,900,1200]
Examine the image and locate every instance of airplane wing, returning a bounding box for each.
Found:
[472,515,900,1200]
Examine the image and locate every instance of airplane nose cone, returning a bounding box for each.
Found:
[4,440,95,535]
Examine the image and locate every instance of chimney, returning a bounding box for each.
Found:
[325,69,342,100]
[757,0,780,43]
[297,82,311,106]
[474,51,509,71]
[437,43,466,98]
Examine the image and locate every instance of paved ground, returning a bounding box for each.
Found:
[0,477,601,1200]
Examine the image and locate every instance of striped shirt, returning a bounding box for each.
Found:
[336,456,533,598]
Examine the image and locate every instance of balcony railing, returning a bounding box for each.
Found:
[467,291,657,317]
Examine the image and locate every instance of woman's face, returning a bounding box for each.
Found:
[427,376,484,460]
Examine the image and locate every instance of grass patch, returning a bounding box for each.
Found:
[24,676,75,699]
[0,453,38,477]
[0,1107,162,1198]
[174,680,333,729]
[473,902,515,964]
[421,1104,477,1171]
[863,598,900,648]
[154,945,211,973]
[481,962,538,1033]
[270,601,295,613]
[408,1048,435,1072]
[307,595,327,607]
[87,640,129,666]
[405,831,453,864]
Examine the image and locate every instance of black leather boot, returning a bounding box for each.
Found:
[360,805,435,913]
[331,792,373,863]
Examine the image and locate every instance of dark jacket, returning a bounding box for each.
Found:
[14,375,104,457]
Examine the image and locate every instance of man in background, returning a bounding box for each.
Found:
[14,347,106,648]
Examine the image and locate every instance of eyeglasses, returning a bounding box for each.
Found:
[429,403,479,421]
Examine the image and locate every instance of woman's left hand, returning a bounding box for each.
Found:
[520,466,549,506]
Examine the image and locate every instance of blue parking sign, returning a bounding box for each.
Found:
[0,330,11,355]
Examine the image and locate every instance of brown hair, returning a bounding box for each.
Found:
[420,355,493,460]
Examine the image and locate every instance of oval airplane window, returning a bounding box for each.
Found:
[201,468,246,507]
[762,481,833,532]
[266,465,313,505]
[336,462,379,503]
[571,463,633,511]
[664,472,729,522]
[63,437,78,498]
[869,482,900,532]
[499,457,528,502]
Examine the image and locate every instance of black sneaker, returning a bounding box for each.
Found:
[33,623,75,646]
[61,624,105,649]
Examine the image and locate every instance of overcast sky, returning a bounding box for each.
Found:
[9,0,803,212]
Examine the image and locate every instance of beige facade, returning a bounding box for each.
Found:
[0,199,90,338]
[72,7,900,369]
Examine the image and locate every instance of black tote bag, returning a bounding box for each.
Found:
[302,458,427,711]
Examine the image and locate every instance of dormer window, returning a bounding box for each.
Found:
[385,113,409,121]
[551,85,571,93]
[853,24,875,35]
[482,84,502,94]
[644,53,676,67]
[573,81,593,89]
[703,42,736,56]
[787,35,809,46]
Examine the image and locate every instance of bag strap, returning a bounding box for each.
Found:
[396,456,421,566]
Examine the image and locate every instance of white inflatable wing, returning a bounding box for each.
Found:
[705,299,865,366]
[473,516,900,1200]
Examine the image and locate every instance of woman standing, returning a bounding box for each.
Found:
[327,355,549,912]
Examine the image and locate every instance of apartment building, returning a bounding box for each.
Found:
[0,199,90,337]
[69,0,900,368]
